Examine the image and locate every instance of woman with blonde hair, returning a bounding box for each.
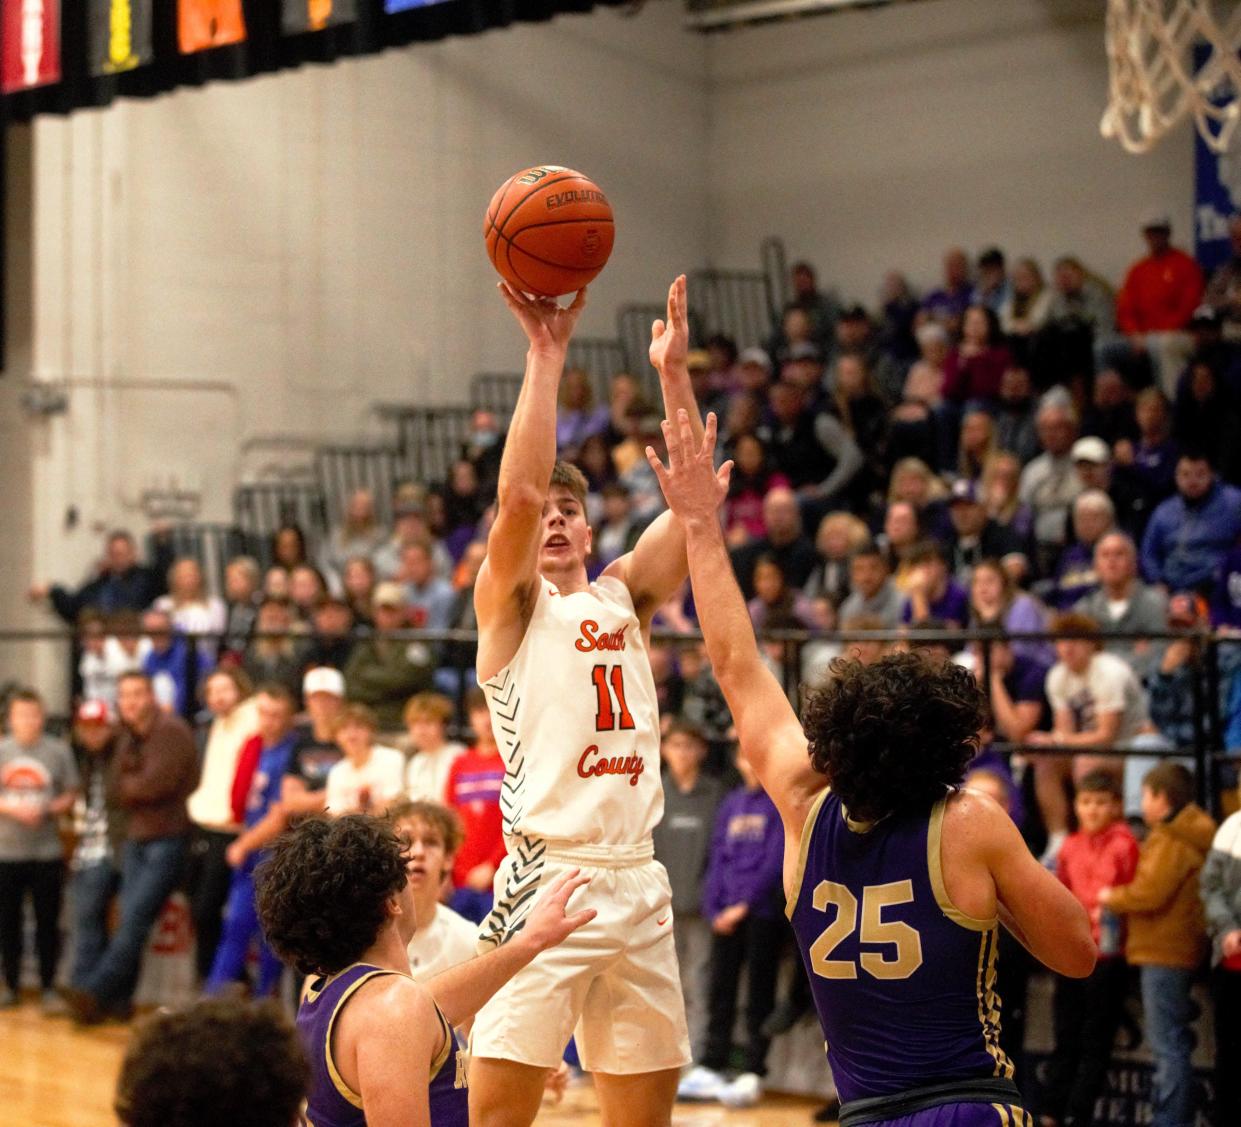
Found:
[805,512,871,605]
[881,457,950,543]
[980,450,1035,544]
[152,557,226,643]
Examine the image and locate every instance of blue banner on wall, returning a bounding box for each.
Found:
[385,0,452,11]
[1194,43,1239,271]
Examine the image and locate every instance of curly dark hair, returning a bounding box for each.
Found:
[802,652,986,824]
[115,999,308,1127]
[255,814,409,976]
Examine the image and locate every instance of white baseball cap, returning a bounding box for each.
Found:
[302,666,345,697]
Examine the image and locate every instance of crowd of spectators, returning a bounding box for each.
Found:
[5,215,1241,1121]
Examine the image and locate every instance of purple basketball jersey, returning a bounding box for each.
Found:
[297,963,468,1126]
[788,790,1022,1121]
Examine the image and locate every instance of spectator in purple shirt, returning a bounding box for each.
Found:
[900,541,970,627]
[1214,541,1241,629]
[1112,388,1179,540]
[679,749,786,1108]
[920,246,973,337]
[555,368,609,458]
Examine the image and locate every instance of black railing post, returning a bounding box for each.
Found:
[783,636,800,714]
[1190,634,1208,810]
[182,633,199,722]
[1204,633,1223,817]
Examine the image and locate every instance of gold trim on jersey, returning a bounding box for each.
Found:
[325,970,393,1108]
[975,928,1015,1081]
[430,1005,455,1079]
[927,798,998,931]
[785,786,831,919]
[991,1104,1033,1126]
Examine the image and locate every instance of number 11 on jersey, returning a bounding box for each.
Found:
[592,665,635,732]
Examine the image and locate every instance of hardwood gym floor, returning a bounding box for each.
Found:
[0,1001,827,1126]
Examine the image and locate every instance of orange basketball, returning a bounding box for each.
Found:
[483,166,615,297]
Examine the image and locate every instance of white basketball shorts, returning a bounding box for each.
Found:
[471,837,692,1075]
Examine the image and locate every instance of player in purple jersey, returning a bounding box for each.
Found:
[255,815,594,1127]
[648,411,1096,1127]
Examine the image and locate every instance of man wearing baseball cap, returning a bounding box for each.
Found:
[1104,212,1204,394]
[280,667,347,822]
[343,583,433,732]
[67,702,120,1003]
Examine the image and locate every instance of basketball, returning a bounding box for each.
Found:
[483,166,615,297]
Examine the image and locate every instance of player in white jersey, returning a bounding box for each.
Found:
[469,277,702,1127]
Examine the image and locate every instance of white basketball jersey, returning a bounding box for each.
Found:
[481,575,663,845]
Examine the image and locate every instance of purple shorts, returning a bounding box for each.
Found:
[869,1103,1032,1127]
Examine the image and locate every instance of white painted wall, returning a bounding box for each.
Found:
[0,127,42,687]
[22,1,709,566]
[705,0,1194,301]
[11,0,1206,701]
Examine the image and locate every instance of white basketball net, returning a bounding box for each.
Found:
[1102,0,1241,153]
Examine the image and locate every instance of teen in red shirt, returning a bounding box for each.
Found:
[444,688,507,923]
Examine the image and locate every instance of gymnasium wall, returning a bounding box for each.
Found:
[9,0,1200,683]
[14,2,708,603]
[705,0,1194,301]
[0,127,37,684]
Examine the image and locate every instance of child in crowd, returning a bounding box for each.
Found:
[0,690,79,1011]
[1200,806,1241,1126]
[444,689,506,924]
[401,693,466,804]
[652,722,726,1053]
[389,800,477,982]
[1099,764,1216,1127]
[68,702,121,993]
[322,703,404,816]
[678,747,784,1110]
[1042,771,1139,1127]
[204,685,300,999]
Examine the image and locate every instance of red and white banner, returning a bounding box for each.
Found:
[2,0,61,93]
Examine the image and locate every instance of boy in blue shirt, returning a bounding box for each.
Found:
[203,684,299,997]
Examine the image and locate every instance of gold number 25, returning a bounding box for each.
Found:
[808,880,924,980]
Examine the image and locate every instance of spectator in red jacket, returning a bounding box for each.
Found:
[445,689,507,924]
[1044,771,1140,1127]
[1103,214,1204,395]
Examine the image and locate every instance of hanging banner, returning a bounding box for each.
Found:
[178,0,246,54]
[384,0,453,12]
[89,0,153,77]
[2,0,61,93]
[1194,42,1237,273]
[283,0,357,35]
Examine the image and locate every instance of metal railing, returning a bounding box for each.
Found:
[7,623,1235,816]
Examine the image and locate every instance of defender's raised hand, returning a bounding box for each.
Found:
[497,282,587,355]
[646,408,733,527]
[649,274,689,375]
[516,868,598,954]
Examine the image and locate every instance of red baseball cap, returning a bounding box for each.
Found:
[75,700,111,725]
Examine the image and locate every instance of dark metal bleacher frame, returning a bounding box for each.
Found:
[232,482,329,567]
[313,444,409,530]
[384,405,474,490]
[470,372,523,420]
[147,524,250,600]
[567,337,628,402]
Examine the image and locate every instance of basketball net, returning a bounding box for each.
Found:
[1102,0,1241,153]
